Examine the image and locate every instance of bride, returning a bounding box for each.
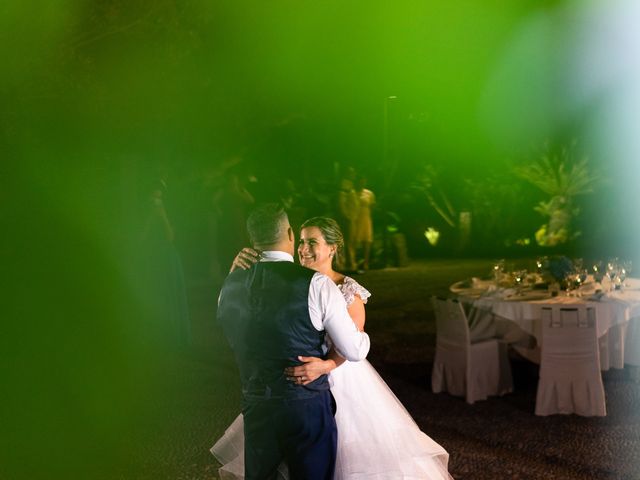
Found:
[211,216,453,479]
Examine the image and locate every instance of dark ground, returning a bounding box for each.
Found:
[135,259,640,480]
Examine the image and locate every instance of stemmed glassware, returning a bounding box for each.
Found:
[592,261,605,284]
[492,259,505,286]
[578,268,588,286]
[607,258,621,290]
[533,256,548,285]
[566,268,589,296]
[513,269,528,294]
[535,256,547,275]
[622,260,633,287]
[589,258,633,292]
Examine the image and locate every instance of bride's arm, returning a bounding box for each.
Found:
[286,294,366,385]
[229,247,260,272]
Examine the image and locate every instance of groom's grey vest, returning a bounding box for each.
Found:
[217,261,329,403]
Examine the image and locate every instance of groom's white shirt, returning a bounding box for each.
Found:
[260,250,370,362]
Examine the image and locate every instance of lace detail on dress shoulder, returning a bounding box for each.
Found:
[338,276,371,306]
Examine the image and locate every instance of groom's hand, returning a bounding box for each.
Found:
[285,356,336,385]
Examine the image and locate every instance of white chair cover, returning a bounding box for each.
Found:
[535,305,606,416]
[599,332,610,371]
[607,322,627,369]
[431,297,513,404]
[625,317,640,366]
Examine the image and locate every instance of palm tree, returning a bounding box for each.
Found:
[514,143,600,246]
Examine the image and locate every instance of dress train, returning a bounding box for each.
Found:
[211,359,453,479]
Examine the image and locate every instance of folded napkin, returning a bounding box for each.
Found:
[624,277,640,290]
[588,291,606,302]
[577,283,597,296]
[482,287,516,299]
[472,277,494,290]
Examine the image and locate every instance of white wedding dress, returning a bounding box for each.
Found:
[211,277,453,480]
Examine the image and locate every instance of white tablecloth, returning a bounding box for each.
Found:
[454,278,640,344]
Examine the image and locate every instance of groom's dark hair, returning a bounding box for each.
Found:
[246,203,289,248]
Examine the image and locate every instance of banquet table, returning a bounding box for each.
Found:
[451,277,640,357]
[449,277,640,415]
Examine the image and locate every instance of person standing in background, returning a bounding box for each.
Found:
[354,176,375,271]
[138,166,191,347]
[335,166,359,272]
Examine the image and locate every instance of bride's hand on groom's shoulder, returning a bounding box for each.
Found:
[229,248,261,272]
[284,356,335,385]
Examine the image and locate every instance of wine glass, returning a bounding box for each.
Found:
[618,267,626,289]
[572,269,589,297]
[536,256,547,273]
[535,256,548,283]
[579,269,588,285]
[592,261,604,284]
[563,272,579,296]
[607,258,620,290]
[622,260,633,287]
[513,269,527,294]
[492,259,505,286]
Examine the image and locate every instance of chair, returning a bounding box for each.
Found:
[535,305,606,416]
[608,322,628,369]
[625,317,640,366]
[431,297,513,404]
[625,317,640,383]
[599,332,610,371]
[599,322,628,371]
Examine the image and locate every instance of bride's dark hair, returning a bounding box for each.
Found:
[300,216,344,264]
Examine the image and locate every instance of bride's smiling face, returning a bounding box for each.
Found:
[298,226,335,271]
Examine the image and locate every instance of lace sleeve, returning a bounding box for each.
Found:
[339,276,371,307]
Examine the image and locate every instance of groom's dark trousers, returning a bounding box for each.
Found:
[243,390,337,480]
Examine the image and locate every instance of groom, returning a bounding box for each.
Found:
[217,203,370,480]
